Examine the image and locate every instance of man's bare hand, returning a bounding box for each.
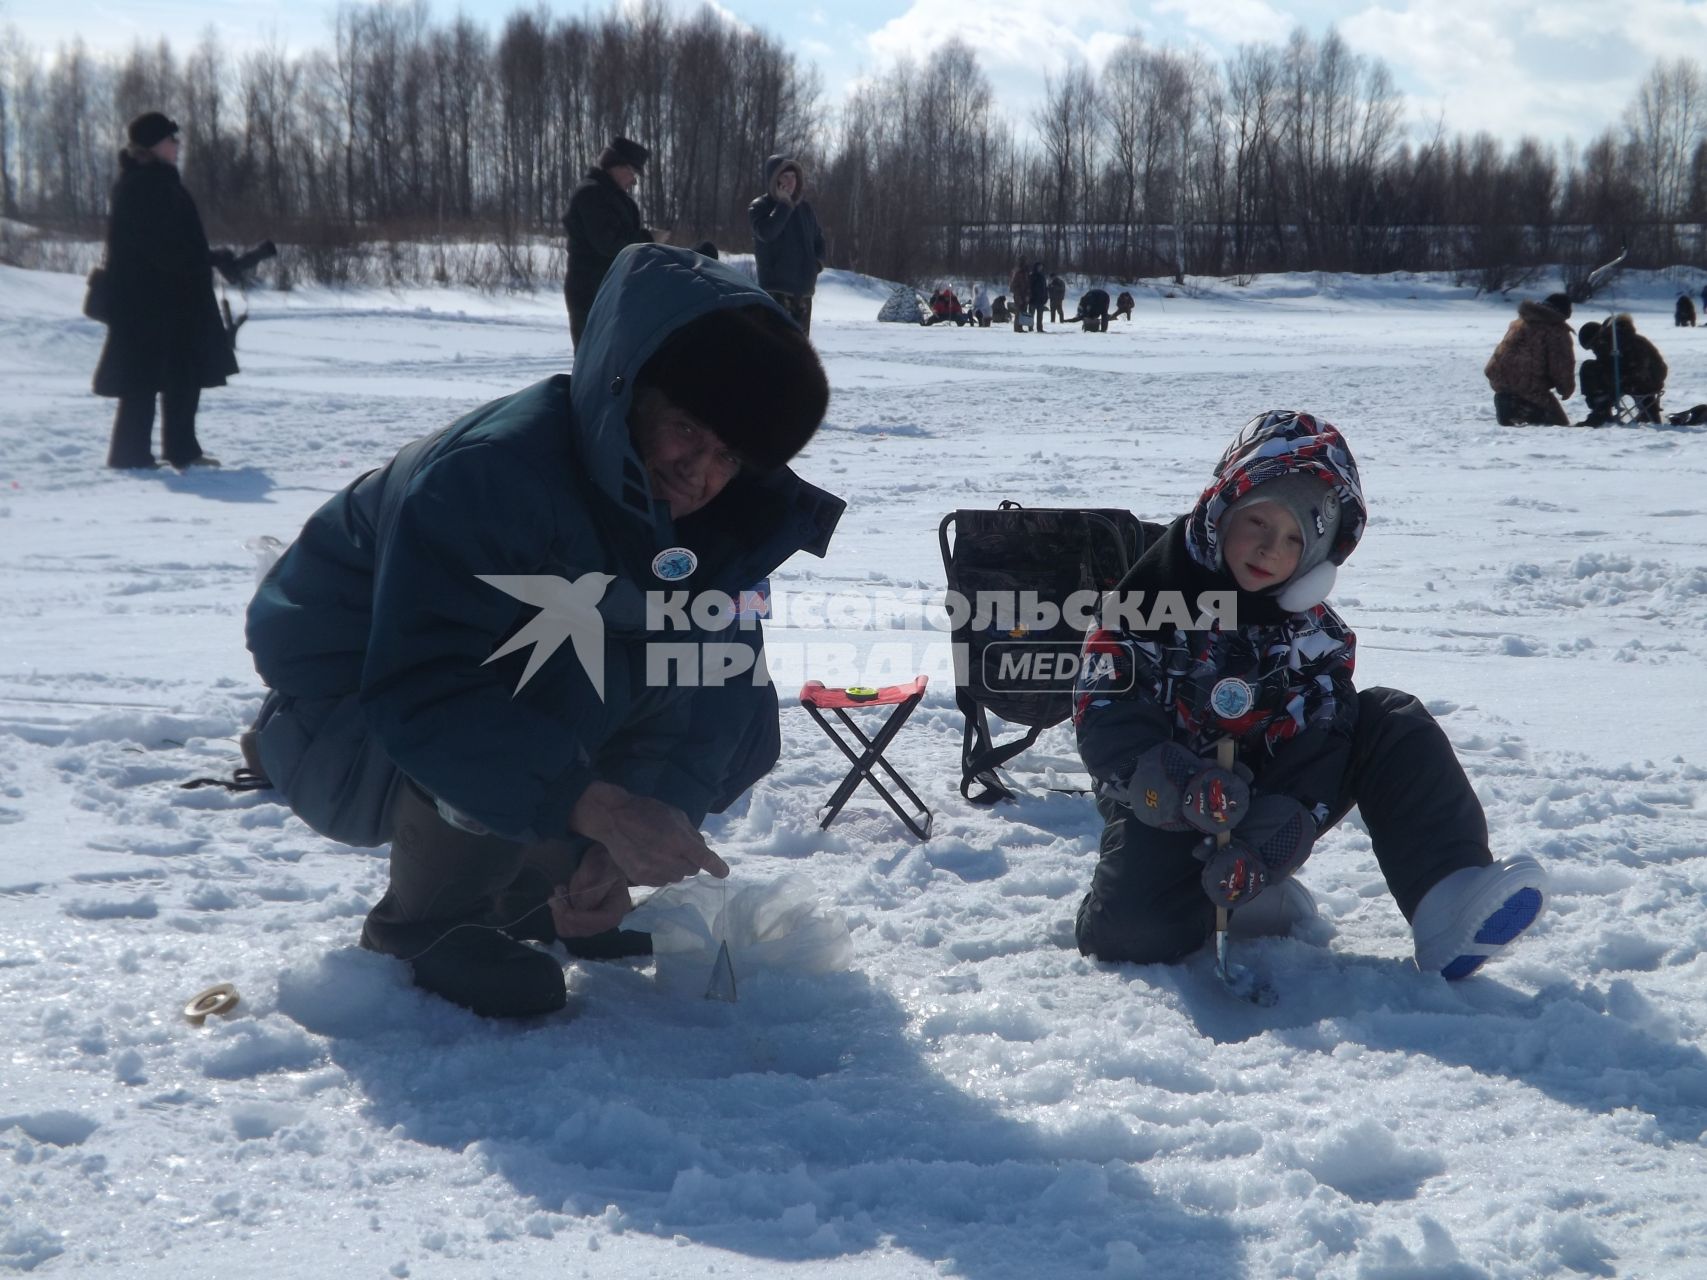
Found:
[569,781,729,885]
[549,843,633,938]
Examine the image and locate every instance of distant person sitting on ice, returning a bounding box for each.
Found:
[1072,410,1547,980]
[1114,290,1136,322]
[242,244,844,1019]
[1578,316,1667,425]
[1676,294,1697,327]
[972,282,992,327]
[992,294,1011,324]
[926,286,969,326]
[1483,291,1575,426]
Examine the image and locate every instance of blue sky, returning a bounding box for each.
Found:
[5,0,1706,149]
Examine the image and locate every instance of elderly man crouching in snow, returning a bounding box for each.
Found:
[243,245,844,1018]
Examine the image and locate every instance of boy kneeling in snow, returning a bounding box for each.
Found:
[1073,411,1546,979]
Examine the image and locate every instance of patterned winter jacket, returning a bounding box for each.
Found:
[1074,411,1369,828]
[1484,300,1575,402]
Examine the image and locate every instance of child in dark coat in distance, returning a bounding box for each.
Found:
[1072,411,1547,979]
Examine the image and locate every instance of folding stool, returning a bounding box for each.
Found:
[799,676,933,840]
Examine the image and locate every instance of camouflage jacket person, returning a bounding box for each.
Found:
[1484,299,1575,406]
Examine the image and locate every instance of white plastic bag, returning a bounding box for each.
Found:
[628,874,853,995]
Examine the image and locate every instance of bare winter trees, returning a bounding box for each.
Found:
[0,4,1702,288]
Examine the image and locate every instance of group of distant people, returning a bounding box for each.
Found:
[1484,291,1674,427]
[922,267,1138,333]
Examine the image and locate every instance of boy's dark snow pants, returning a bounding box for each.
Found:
[1075,687,1492,965]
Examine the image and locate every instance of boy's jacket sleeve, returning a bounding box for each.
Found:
[1074,635,1182,799]
[1250,626,1358,826]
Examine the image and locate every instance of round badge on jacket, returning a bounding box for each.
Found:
[652,547,699,581]
[1210,677,1256,719]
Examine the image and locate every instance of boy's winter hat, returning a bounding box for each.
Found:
[599,136,650,172]
[1542,292,1572,318]
[127,111,179,148]
[1578,321,1602,350]
[1224,472,1343,580]
[635,303,828,472]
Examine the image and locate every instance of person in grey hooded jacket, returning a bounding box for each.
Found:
[244,245,844,1018]
[748,154,826,335]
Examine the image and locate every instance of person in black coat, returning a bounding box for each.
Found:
[93,112,237,470]
[1676,294,1697,328]
[1115,291,1135,322]
[748,154,827,336]
[563,136,659,349]
[1028,263,1048,333]
[1048,274,1067,323]
[1072,288,1111,332]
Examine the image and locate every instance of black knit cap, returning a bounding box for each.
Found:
[636,304,828,472]
[1542,292,1572,318]
[127,111,179,148]
[598,136,650,172]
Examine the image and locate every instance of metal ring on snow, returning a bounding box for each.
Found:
[183,983,240,1025]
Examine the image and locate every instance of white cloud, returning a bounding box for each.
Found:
[1153,0,1292,47]
[1335,0,1707,146]
[864,0,1144,76]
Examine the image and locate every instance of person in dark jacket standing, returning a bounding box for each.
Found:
[93,112,236,470]
[243,245,844,1018]
[1028,263,1048,333]
[563,136,660,349]
[1676,294,1697,327]
[1009,263,1030,331]
[748,154,826,336]
[1048,275,1067,323]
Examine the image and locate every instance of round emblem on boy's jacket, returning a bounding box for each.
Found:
[1210,677,1255,719]
[652,547,699,581]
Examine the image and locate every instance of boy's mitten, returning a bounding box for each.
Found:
[1181,764,1254,835]
[1195,794,1316,909]
[1110,741,1203,829]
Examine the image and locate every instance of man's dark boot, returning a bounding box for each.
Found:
[362,785,566,1018]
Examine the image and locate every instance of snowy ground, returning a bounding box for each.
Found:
[3,259,1707,1278]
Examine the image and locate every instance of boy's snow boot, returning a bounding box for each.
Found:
[1228,878,1318,939]
[361,784,567,1018]
[1411,856,1546,980]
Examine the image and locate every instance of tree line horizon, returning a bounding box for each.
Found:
[0,0,1702,294]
